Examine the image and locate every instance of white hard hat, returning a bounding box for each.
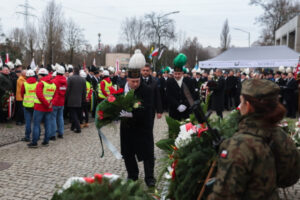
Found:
[26,69,35,77]
[6,62,14,70]
[103,70,109,76]
[15,59,22,66]
[38,68,49,75]
[80,70,87,78]
[108,66,115,72]
[57,66,65,74]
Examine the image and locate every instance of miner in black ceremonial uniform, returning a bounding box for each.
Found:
[166,53,196,121]
[119,49,156,188]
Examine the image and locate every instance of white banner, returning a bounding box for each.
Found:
[199,59,299,69]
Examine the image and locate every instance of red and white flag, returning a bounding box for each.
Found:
[5,53,10,64]
[294,56,300,79]
[158,49,165,60]
[115,59,120,75]
[93,58,96,66]
[151,48,159,57]
[83,58,86,70]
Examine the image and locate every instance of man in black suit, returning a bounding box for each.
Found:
[141,63,163,125]
[283,72,298,118]
[209,69,226,118]
[225,70,237,110]
[120,50,156,188]
[166,53,195,121]
[159,70,169,111]
[275,71,286,104]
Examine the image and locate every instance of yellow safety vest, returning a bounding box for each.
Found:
[98,79,112,99]
[86,81,91,98]
[23,82,38,108]
[34,81,56,104]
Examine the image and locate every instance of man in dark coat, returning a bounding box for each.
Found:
[167,53,195,121]
[120,49,155,188]
[0,66,13,122]
[141,63,163,126]
[225,70,237,110]
[283,72,298,118]
[209,69,226,118]
[275,71,286,104]
[159,71,169,111]
[66,66,86,132]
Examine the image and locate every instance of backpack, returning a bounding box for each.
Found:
[269,127,300,188]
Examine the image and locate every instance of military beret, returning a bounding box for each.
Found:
[241,79,280,99]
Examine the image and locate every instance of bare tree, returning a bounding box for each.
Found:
[121,16,146,52]
[64,18,85,64]
[144,12,176,50]
[181,37,211,68]
[40,0,64,64]
[250,0,300,45]
[220,19,231,52]
[25,23,38,62]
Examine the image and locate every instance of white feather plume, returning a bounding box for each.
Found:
[286,67,292,73]
[128,49,146,69]
[6,62,14,70]
[279,66,285,73]
[15,59,22,66]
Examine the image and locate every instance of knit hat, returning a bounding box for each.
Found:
[128,49,145,78]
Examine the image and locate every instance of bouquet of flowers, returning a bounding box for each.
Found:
[95,87,141,129]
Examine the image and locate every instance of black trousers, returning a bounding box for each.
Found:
[69,107,82,130]
[15,101,24,123]
[123,155,155,185]
[80,102,89,123]
[286,99,296,118]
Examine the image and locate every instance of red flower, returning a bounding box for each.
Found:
[107,95,116,103]
[98,110,104,120]
[108,87,124,95]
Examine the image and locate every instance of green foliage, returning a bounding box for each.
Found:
[165,116,180,139]
[52,178,154,200]
[155,138,174,153]
[168,134,216,200]
[95,90,141,129]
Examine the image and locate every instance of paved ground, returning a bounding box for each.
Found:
[0,115,299,199]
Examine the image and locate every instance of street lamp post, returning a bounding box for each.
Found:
[233,28,250,47]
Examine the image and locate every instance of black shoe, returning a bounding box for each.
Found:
[50,136,56,141]
[71,127,75,131]
[58,135,63,139]
[74,129,81,133]
[145,178,156,187]
[27,143,38,148]
[16,122,23,126]
[41,141,49,146]
[21,137,30,142]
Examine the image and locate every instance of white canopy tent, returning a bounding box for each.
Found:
[199,46,300,69]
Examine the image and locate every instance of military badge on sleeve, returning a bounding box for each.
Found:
[220,150,228,158]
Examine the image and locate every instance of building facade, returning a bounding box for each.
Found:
[105,53,130,68]
[275,15,300,53]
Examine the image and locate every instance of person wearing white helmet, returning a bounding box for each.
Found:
[79,70,92,128]
[15,70,27,125]
[20,70,37,142]
[98,70,112,101]
[28,68,57,148]
[50,65,67,139]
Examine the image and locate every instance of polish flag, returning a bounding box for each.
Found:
[5,53,10,64]
[151,48,159,57]
[83,58,86,70]
[294,56,300,79]
[115,59,120,75]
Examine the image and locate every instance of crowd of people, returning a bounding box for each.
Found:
[0,61,299,144]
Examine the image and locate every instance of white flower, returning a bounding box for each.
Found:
[175,124,196,148]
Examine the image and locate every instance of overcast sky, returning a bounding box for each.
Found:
[0,0,263,49]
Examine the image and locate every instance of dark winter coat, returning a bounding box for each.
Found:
[159,77,168,111]
[166,77,195,121]
[0,73,13,99]
[120,82,153,161]
[210,76,226,112]
[66,74,86,107]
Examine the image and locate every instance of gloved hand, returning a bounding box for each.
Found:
[177,104,187,112]
[119,110,133,118]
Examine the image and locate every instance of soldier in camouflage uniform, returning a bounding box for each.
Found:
[209,79,299,200]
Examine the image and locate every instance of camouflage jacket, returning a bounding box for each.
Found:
[209,114,279,200]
